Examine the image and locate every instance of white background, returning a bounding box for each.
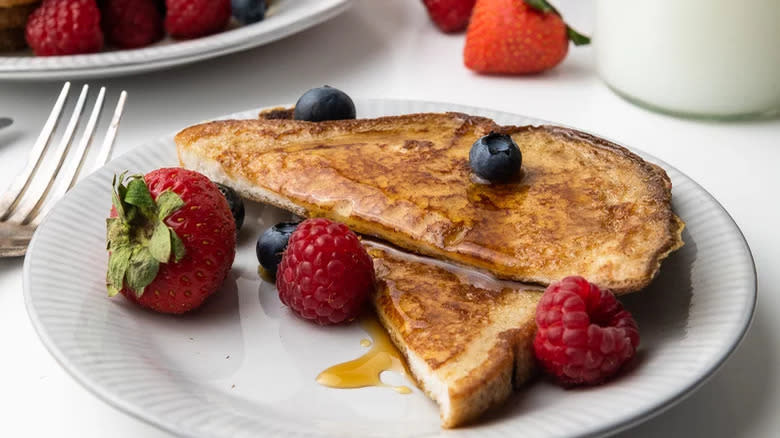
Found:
[1,1,778,436]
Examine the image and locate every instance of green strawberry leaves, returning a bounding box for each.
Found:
[125,248,159,298]
[106,217,128,248]
[106,173,186,298]
[566,27,591,46]
[106,244,131,297]
[110,173,127,221]
[525,0,555,13]
[171,231,186,263]
[156,190,185,221]
[124,178,157,219]
[149,221,172,263]
[524,0,591,46]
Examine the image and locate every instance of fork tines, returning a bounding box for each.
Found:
[0,82,127,227]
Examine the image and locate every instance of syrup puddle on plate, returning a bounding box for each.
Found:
[316,316,413,394]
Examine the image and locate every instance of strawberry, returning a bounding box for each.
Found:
[464,0,590,74]
[421,0,476,33]
[106,168,236,314]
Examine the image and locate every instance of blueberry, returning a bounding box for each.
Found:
[232,0,266,25]
[294,86,356,122]
[215,182,245,232]
[469,133,523,183]
[256,222,299,276]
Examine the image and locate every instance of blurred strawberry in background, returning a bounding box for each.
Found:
[421,0,589,75]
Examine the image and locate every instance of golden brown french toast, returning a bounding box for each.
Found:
[365,240,542,428]
[175,111,683,293]
[0,0,39,6]
[0,0,38,51]
[0,1,38,29]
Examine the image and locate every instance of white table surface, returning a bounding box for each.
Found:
[1,1,778,436]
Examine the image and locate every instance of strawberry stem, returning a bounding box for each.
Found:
[525,0,557,14]
[567,26,591,46]
[524,0,591,46]
[106,173,186,297]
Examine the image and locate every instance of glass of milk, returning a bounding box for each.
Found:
[594,0,780,119]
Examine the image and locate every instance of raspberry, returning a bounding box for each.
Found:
[165,0,231,39]
[276,218,375,325]
[102,0,164,49]
[25,0,103,56]
[533,276,640,386]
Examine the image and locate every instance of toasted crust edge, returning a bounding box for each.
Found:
[176,111,684,294]
[444,318,539,428]
[373,291,540,428]
[501,125,685,294]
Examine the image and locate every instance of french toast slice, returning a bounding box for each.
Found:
[175,111,683,293]
[365,240,542,428]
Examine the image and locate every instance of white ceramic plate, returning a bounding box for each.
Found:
[24,100,756,438]
[0,0,352,80]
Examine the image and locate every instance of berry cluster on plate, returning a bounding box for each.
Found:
[105,86,641,389]
[16,0,269,56]
[421,0,590,74]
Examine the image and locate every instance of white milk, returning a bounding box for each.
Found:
[594,0,780,118]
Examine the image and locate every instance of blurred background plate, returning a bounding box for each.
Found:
[23,100,756,437]
[0,0,352,81]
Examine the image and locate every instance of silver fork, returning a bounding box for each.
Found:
[0,82,127,257]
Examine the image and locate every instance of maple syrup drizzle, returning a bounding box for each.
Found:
[316,317,413,394]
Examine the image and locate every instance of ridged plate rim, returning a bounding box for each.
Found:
[23,99,757,438]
